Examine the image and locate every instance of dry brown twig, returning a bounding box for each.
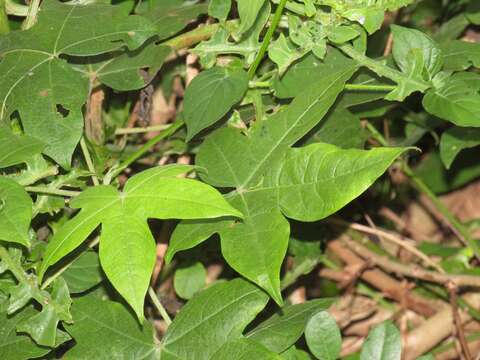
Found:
[447,281,473,360]
[342,237,480,288]
[328,218,444,273]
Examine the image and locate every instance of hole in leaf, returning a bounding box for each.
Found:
[56,104,69,118]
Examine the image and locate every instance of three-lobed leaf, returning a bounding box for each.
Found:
[39,165,242,320]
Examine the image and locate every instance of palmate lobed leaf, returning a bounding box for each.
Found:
[169,62,407,303]
[0,0,157,168]
[38,165,242,320]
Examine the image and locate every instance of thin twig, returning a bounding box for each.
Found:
[80,137,99,186]
[21,0,40,30]
[25,186,81,197]
[327,217,444,273]
[114,124,172,135]
[148,287,172,326]
[342,237,480,288]
[447,282,473,360]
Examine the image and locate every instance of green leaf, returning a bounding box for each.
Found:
[184,66,249,140]
[237,0,266,36]
[264,143,408,221]
[0,176,32,246]
[268,34,307,75]
[161,278,269,360]
[280,346,311,360]
[211,338,281,359]
[247,299,335,353]
[0,127,44,168]
[95,43,171,91]
[305,311,342,360]
[65,295,159,359]
[391,25,443,80]
[0,306,53,359]
[423,72,480,127]
[139,0,207,41]
[360,321,402,360]
[274,49,357,99]
[219,191,289,304]
[173,261,207,300]
[39,166,242,318]
[441,40,480,71]
[99,214,155,321]
[62,250,103,293]
[208,0,231,22]
[440,127,480,169]
[0,0,157,168]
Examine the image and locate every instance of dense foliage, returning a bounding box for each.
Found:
[1,0,480,358]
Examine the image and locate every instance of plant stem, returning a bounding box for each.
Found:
[345,83,396,92]
[5,0,28,16]
[247,0,288,80]
[21,0,40,30]
[365,121,480,259]
[25,186,81,197]
[80,137,100,186]
[0,0,9,34]
[105,120,184,183]
[148,287,172,325]
[114,124,172,135]
[337,44,430,94]
[164,20,238,50]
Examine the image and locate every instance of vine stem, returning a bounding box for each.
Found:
[80,137,99,186]
[114,124,172,135]
[247,0,288,80]
[148,287,172,325]
[365,121,480,260]
[0,0,9,34]
[21,0,40,30]
[105,119,184,183]
[345,83,396,91]
[25,186,81,197]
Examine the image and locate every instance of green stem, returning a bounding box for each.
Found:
[114,124,172,135]
[365,121,480,259]
[80,137,100,186]
[345,83,397,92]
[21,0,40,30]
[0,0,9,34]
[337,44,430,93]
[404,165,480,259]
[164,20,238,50]
[281,256,321,290]
[5,0,28,16]
[248,0,288,80]
[105,120,184,183]
[148,287,172,325]
[25,186,81,197]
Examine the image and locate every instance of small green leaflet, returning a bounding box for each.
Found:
[173,261,206,299]
[247,299,334,353]
[305,311,342,360]
[184,66,249,140]
[0,0,157,168]
[161,278,269,360]
[138,0,208,41]
[441,40,480,71]
[236,0,266,36]
[65,295,159,359]
[0,177,32,247]
[423,72,480,127]
[39,165,242,320]
[440,127,480,169]
[0,127,44,168]
[62,250,103,293]
[391,25,443,80]
[360,321,402,360]
[208,0,232,22]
